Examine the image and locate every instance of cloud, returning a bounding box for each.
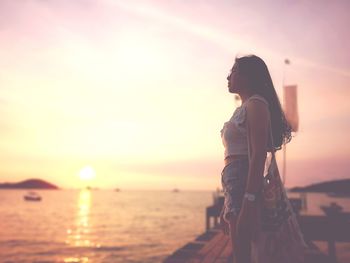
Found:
[108,0,350,78]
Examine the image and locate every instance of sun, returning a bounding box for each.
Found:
[79,166,96,181]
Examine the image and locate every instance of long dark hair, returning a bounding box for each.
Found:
[235,55,292,150]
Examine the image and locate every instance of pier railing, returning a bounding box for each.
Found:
[164,191,350,263]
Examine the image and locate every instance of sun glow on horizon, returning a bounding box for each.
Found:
[0,0,349,190]
[79,166,96,181]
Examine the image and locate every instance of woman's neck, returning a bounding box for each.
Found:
[239,91,255,104]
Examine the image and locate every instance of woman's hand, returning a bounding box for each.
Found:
[219,208,229,235]
[236,200,259,242]
[235,201,260,263]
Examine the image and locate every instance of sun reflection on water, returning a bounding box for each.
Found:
[66,189,92,246]
[64,257,89,263]
[64,189,97,262]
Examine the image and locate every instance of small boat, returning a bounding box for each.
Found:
[24,191,42,201]
[172,188,179,193]
[86,186,99,190]
[320,202,350,218]
[114,188,121,192]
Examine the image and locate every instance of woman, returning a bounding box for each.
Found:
[219,55,293,263]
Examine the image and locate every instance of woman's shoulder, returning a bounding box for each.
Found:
[246,94,269,106]
[231,94,269,125]
[243,94,270,121]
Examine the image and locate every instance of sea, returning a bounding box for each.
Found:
[0,189,350,263]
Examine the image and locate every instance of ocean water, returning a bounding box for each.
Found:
[0,189,213,263]
[0,189,350,263]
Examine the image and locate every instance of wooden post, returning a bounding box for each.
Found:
[206,207,210,231]
[327,238,337,263]
[300,192,307,210]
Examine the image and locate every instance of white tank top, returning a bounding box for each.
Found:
[220,94,270,158]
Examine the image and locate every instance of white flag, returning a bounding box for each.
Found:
[283,85,299,132]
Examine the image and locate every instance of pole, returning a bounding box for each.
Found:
[283,137,286,186]
[282,59,290,186]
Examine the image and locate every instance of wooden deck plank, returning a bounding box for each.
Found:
[164,210,347,263]
[216,237,233,263]
[188,231,227,263]
[163,242,206,263]
[214,237,233,263]
[164,230,224,263]
[196,231,226,256]
[164,231,331,263]
[201,236,229,263]
[195,230,219,242]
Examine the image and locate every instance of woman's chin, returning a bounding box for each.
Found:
[228,87,236,93]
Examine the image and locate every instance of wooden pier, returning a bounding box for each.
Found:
[163,194,350,263]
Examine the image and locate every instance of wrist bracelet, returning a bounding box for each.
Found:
[244,192,257,202]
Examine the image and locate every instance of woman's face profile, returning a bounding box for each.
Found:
[227,64,240,93]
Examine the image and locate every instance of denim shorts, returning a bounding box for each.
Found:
[221,157,249,223]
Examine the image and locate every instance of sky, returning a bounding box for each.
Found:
[0,0,349,190]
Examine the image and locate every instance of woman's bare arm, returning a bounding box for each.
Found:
[244,99,269,198]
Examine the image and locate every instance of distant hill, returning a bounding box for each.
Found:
[289,178,350,194]
[0,178,60,189]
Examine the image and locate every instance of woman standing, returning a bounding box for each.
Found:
[219,55,293,263]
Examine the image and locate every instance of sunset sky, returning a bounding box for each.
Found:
[0,0,349,190]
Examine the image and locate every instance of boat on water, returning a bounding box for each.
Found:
[320,202,350,218]
[24,191,42,201]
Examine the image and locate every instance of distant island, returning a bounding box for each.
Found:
[0,178,60,189]
[289,178,350,194]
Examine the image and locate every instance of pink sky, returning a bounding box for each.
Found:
[0,0,349,190]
